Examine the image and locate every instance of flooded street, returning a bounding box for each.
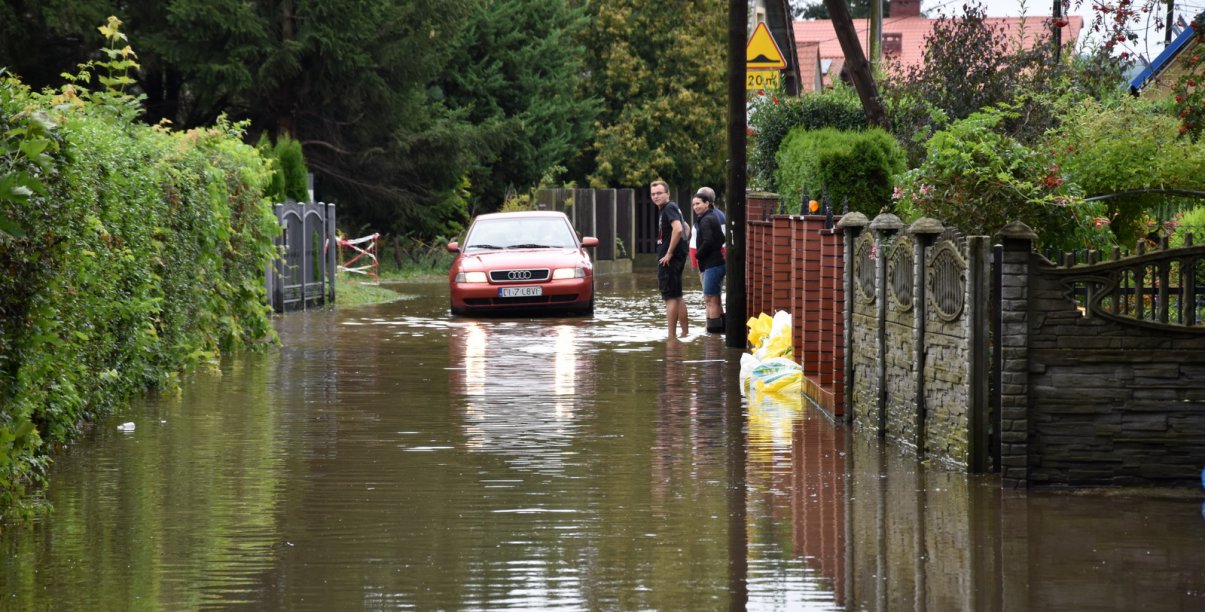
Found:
[3,272,1205,610]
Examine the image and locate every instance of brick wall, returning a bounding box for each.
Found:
[745,193,847,416]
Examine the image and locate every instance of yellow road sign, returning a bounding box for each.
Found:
[746,22,787,70]
[746,70,781,91]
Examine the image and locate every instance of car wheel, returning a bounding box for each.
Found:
[450,303,465,316]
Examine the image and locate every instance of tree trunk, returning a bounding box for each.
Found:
[823,0,890,129]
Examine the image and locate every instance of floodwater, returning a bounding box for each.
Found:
[3,272,1205,611]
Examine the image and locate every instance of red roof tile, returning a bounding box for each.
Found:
[793,15,1083,86]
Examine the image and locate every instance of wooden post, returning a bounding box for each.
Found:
[726,0,748,348]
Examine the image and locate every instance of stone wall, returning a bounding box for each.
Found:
[1023,254,1205,487]
[744,196,1205,487]
[842,215,987,467]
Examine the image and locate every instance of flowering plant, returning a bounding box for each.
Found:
[1171,15,1205,140]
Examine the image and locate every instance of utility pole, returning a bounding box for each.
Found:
[823,0,890,129]
[725,0,747,349]
[870,0,883,71]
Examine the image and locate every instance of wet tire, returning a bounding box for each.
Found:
[575,283,595,316]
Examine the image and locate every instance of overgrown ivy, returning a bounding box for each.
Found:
[0,19,277,520]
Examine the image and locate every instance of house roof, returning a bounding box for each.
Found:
[1129,13,1203,94]
[793,15,1083,88]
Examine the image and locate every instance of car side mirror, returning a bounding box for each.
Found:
[447,242,460,253]
[581,236,599,248]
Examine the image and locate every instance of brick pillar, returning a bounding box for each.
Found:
[800,215,823,374]
[791,216,805,364]
[746,193,778,320]
[771,214,793,314]
[995,221,1037,487]
[821,226,846,415]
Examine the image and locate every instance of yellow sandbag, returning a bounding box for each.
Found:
[758,370,802,395]
[746,312,774,348]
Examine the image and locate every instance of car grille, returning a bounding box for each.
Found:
[489,268,551,283]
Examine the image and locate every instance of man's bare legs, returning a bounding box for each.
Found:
[665,297,688,338]
[705,294,722,319]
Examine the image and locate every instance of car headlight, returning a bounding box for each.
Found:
[551,267,585,280]
[455,271,488,283]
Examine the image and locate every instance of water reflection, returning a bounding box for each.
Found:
[3,275,1205,611]
[449,320,590,471]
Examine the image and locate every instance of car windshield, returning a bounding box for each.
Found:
[463,217,577,250]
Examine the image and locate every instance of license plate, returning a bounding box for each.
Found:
[499,286,542,298]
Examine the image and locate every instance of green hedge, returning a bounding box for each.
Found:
[748,87,867,192]
[773,127,905,216]
[0,75,278,518]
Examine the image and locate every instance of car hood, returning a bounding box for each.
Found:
[456,248,588,271]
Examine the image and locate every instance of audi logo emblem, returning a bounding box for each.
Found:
[507,270,533,280]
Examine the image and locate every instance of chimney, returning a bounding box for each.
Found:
[892,0,922,18]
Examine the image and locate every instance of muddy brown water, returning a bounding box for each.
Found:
[3,272,1204,610]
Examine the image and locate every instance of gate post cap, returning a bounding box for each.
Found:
[837,212,869,229]
[907,217,944,236]
[996,221,1038,241]
[869,213,904,233]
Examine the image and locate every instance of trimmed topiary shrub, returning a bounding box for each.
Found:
[748,85,867,192]
[773,127,905,216]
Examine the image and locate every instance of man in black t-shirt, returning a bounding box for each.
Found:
[651,179,688,337]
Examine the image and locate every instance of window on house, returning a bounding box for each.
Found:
[884,33,903,56]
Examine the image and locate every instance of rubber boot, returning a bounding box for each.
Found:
[706,315,725,334]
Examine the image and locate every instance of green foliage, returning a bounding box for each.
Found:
[881,1,1129,165]
[377,236,456,278]
[748,85,868,191]
[893,107,1112,251]
[1171,14,1205,140]
[0,1,490,240]
[274,135,309,202]
[439,0,598,215]
[774,127,904,216]
[1169,206,1205,248]
[576,0,726,190]
[257,133,309,203]
[335,273,406,307]
[0,50,277,517]
[1045,97,1205,245]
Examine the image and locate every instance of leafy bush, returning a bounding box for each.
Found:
[882,2,1128,166]
[773,127,904,216]
[1045,97,1205,245]
[0,27,277,518]
[893,107,1112,251]
[1169,206,1205,248]
[748,85,867,191]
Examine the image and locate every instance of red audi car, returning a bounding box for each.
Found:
[447,211,598,316]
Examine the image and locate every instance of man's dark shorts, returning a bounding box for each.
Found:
[658,256,685,299]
